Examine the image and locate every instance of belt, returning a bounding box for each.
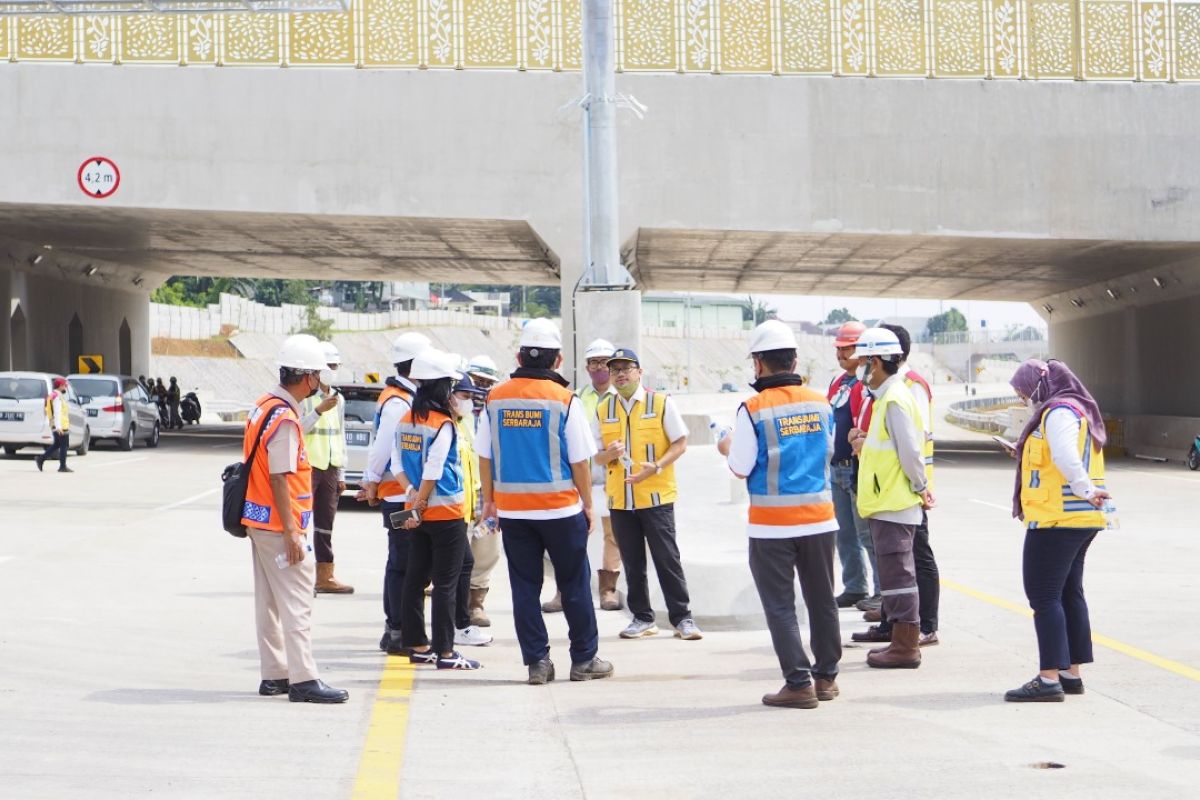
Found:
[832,458,855,467]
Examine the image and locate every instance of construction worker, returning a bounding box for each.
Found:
[36,377,72,473]
[477,318,613,685]
[300,341,353,595]
[593,347,700,641]
[362,331,431,654]
[464,353,505,627]
[242,334,348,704]
[466,354,501,396]
[849,327,933,670]
[718,320,841,709]
[543,337,624,613]
[451,372,493,645]
[826,321,876,609]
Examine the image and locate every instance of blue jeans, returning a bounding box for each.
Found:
[502,513,599,666]
[831,462,877,596]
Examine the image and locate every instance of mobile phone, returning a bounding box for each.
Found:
[389,508,421,528]
[991,435,1017,452]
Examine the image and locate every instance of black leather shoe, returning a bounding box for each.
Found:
[288,679,349,704]
[1060,675,1084,695]
[527,658,555,685]
[259,679,290,696]
[1004,676,1065,703]
[58,466,73,473]
[836,591,868,608]
[35,455,44,472]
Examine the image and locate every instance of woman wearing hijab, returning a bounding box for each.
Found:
[1004,359,1112,702]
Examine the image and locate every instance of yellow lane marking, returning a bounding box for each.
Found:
[352,657,417,799]
[941,578,1200,683]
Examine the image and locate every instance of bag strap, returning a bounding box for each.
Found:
[246,401,288,471]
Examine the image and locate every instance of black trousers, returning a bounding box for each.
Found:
[382,501,408,631]
[311,465,340,563]
[878,512,940,634]
[1023,528,1099,670]
[610,504,693,627]
[400,518,468,655]
[40,431,68,469]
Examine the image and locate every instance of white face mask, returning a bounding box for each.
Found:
[319,368,336,386]
[855,363,867,383]
[454,396,474,417]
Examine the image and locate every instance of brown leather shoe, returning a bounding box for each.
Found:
[468,588,491,628]
[862,608,882,623]
[598,570,622,611]
[867,622,921,669]
[762,683,818,709]
[541,592,563,613]
[815,678,839,701]
[850,625,891,643]
[315,563,354,594]
[919,631,939,647]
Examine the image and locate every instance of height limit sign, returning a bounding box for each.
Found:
[78,156,120,199]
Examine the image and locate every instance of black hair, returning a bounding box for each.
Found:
[394,359,414,378]
[413,377,454,423]
[518,347,559,370]
[279,367,315,387]
[880,324,911,361]
[877,357,901,376]
[754,348,797,374]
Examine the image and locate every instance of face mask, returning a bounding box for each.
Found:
[305,374,321,399]
[319,368,335,386]
[454,396,474,417]
[589,368,610,388]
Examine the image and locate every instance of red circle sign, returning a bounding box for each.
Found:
[78,157,120,199]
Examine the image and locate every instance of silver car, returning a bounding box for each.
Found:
[337,383,383,492]
[68,374,161,451]
[0,372,91,457]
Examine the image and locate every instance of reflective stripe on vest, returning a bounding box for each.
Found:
[486,378,579,512]
[743,385,837,527]
[1021,404,1107,529]
[241,395,313,532]
[856,380,923,518]
[598,390,677,510]
[397,409,465,521]
[904,371,935,487]
[374,384,412,499]
[302,393,346,471]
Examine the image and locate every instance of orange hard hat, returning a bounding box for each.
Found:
[833,321,867,347]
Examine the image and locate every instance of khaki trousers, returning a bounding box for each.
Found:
[249,529,320,683]
[470,527,503,590]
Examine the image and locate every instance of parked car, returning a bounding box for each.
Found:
[0,371,91,457]
[67,374,161,450]
[337,383,384,492]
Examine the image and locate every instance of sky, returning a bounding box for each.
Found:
[761,294,1046,332]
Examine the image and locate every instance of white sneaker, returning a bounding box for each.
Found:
[619,619,660,639]
[674,618,703,640]
[455,626,494,647]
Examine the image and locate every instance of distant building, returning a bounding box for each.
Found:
[641,292,751,331]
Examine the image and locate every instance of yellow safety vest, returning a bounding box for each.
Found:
[45,391,69,432]
[598,389,677,510]
[857,379,923,518]
[456,415,481,524]
[302,392,346,471]
[904,374,935,489]
[1020,405,1106,529]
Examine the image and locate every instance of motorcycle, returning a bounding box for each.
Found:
[1188,435,1200,471]
[181,392,202,425]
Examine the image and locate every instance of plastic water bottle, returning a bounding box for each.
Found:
[709,421,730,444]
[1103,500,1120,530]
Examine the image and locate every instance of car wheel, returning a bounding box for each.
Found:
[146,422,160,448]
[75,428,90,456]
[3,446,17,456]
[119,424,135,452]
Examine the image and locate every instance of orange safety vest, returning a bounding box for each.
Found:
[240,395,313,533]
[375,383,413,500]
[397,408,465,521]
[485,377,580,513]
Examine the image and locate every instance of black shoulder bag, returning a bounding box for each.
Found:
[221,402,285,538]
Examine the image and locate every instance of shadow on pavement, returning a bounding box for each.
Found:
[86,688,263,705]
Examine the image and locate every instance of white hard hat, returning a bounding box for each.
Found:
[748,320,798,354]
[390,332,431,365]
[277,334,328,371]
[583,338,616,360]
[466,354,499,379]
[410,348,464,381]
[855,327,904,358]
[519,318,562,349]
[321,341,342,366]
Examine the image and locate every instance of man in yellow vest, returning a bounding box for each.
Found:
[850,327,934,669]
[37,377,72,473]
[593,347,701,641]
[301,341,353,595]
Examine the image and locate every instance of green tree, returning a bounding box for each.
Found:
[745,295,778,325]
[822,307,856,325]
[297,305,335,339]
[925,307,968,336]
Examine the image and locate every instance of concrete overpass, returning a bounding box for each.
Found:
[2,18,1200,454]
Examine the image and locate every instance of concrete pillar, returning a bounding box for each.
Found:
[0,266,10,371]
[572,289,641,387]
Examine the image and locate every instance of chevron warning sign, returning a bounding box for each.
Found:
[77,355,104,374]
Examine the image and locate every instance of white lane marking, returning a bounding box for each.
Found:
[155,487,220,513]
[970,499,1010,511]
[89,456,151,469]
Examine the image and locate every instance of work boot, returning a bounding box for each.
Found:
[867,622,921,669]
[855,594,882,612]
[570,657,614,681]
[315,563,354,594]
[468,588,491,627]
[528,658,555,685]
[850,625,891,644]
[541,592,563,613]
[762,682,818,709]
[815,677,840,701]
[288,679,349,704]
[258,679,289,696]
[862,607,882,623]
[836,591,868,608]
[598,570,622,611]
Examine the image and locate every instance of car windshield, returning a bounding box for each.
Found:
[337,387,382,424]
[70,378,119,401]
[0,378,46,400]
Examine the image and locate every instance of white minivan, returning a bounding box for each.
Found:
[0,372,91,457]
[68,374,161,451]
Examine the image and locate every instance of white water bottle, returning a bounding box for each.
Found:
[709,420,730,444]
[1103,500,1120,530]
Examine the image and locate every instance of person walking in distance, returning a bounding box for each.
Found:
[36,377,72,473]
[1004,359,1112,702]
[593,347,700,641]
[242,334,348,704]
[849,327,933,670]
[300,341,354,595]
[167,377,183,430]
[477,319,614,685]
[718,320,842,709]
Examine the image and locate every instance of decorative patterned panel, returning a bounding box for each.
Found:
[780,0,832,73]
[289,11,355,65]
[464,0,517,66]
[1137,2,1167,79]
[1082,1,1132,78]
[524,0,554,68]
[932,0,985,75]
[989,0,1021,76]
[80,16,115,62]
[621,0,677,70]
[0,19,7,62]
[425,0,456,66]
[1027,0,1075,77]
[561,0,583,69]
[223,13,282,65]
[363,0,420,66]
[874,0,924,74]
[121,15,181,63]
[185,15,217,64]
[17,17,74,61]
[1177,4,1200,79]
[840,0,869,73]
[719,0,772,72]
[684,0,713,69]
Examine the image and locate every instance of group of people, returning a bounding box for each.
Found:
[237,316,1112,707]
[137,375,192,429]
